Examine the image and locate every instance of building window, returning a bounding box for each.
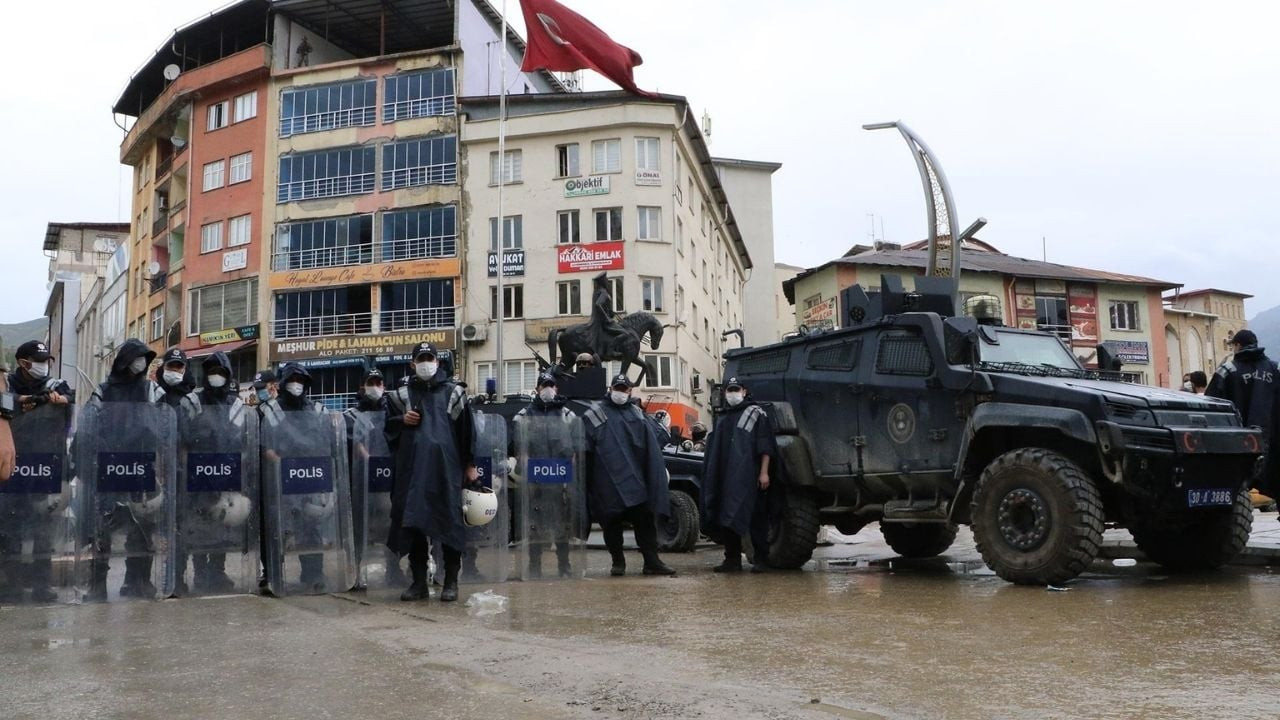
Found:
[381,279,455,331]
[272,286,372,339]
[233,92,257,123]
[641,354,674,388]
[676,284,685,317]
[488,215,523,251]
[635,137,660,172]
[189,278,258,335]
[477,360,539,396]
[1109,300,1140,331]
[591,138,621,173]
[489,149,522,185]
[279,79,377,137]
[607,277,625,313]
[229,152,252,184]
[558,210,581,244]
[557,280,581,315]
[490,284,524,320]
[207,101,229,131]
[641,276,664,313]
[202,160,225,191]
[704,318,711,351]
[637,206,662,241]
[277,146,376,203]
[1035,296,1070,342]
[228,214,252,247]
[274,214,373,270]
[383,67,456,122]
[594,207,622,242]
[382,205,456,261]
[702,260,709,291]
[557,143,580,177]
[676,219,684,255]
[382,135,457,189]
[200,222,223,253]
[150,306,165,341]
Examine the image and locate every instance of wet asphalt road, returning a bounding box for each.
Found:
[4,544,1280,720]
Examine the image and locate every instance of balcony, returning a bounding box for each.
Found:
[380,306,456,332]
[149,271,168,295]
[152,210,169,238]
[272,236,457,271]
[1037,324,1073,344]
[271,312,373,340]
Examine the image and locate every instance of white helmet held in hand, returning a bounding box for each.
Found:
[462,486,498,527]
[212,492,252,527]
[301,495,335,520]
[129,491,166,517]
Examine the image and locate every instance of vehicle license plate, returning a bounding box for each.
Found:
[1187,488,1233,507]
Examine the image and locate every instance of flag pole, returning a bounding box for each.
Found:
[494,0,509,396]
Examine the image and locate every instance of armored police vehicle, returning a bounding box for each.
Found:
[726,275,1264,584]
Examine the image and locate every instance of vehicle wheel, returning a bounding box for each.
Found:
[657,490,700,553]
[766,485,821,569]
[1129,489,1252,571]
[971,448,1104,585]
[880,522,958,558]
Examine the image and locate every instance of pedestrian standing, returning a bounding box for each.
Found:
[583,373,676,577]
[701,378,777,573]
[1207,329,1280,499]
[1189,370,1208,395]
[385,343,477,602]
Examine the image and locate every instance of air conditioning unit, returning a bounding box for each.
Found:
[460,323,488,343]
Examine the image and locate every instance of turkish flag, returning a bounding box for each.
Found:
[519,0,654,97]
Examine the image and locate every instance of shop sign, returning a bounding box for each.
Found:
[1101,340,1150,364]
[557,241,624,273]
[268,257,460,290]
[270,328,457,363]
[523,317,582,342]
[635,170,661,186]
[487,250,525,277]
[222,248,248,273]
[801,297,836,330]
[199,324,259,347]
[564,176,610,197]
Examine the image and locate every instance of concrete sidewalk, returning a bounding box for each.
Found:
[816,509,1280,567]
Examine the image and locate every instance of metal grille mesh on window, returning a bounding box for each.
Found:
[737,350,790,375]
[806,340,859,371]
[875,335,933,376]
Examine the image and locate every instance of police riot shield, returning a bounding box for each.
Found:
[176,400,260,597]
[74,402,178,602]
[261,406,356,596]
[462,410,510,584]
[1,403,74,603]
[514,411,588,581]
[351,411,405,589]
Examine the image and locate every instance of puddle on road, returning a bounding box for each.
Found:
[813,557,996,576]
[31,637,104,650]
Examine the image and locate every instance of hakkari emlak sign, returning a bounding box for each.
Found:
[557,242,624,273]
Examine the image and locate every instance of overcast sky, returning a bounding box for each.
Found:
[3,0,1277,324]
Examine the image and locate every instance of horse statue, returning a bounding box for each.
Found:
[549,311,665,385]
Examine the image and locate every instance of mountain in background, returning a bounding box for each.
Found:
[1250,304,1280,353]
[0,317,49,368]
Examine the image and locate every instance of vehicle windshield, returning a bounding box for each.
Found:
[978,330,1081,371]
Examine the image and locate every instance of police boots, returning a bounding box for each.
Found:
[634,520,677,577]
[119,557,157,598]
[298,553,326,592]
[400,559,430,602]
[440,547,461,602]
[84,559,110,602]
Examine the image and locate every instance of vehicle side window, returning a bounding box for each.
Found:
[875,332,933,376]
[807,339,860,371]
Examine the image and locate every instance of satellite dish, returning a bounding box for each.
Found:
[148,261,161,276]
[170,136,187,149]
[163,64,181,81]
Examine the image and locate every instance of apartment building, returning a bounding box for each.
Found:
[459,92,751,429]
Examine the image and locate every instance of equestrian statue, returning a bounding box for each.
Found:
[548,273,665,384]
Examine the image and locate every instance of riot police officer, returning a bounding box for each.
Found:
[156,347,194,409]
[701,378,777,573]
[385,342,477,602]
[583,374,675,577]
[9,340,72,412]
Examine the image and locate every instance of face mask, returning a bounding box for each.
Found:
[163,370,185,386]
[610,390,630,406]
[284,382,305,397]
[207,374,228,389]
[25,361,49,379]
[538,387,556,403]
[416,361,438,380]
[130,357,148,374]
[1183,381,1194,392]
[256,388,271,402]
[725,391,744,407]
[365,386,384,401]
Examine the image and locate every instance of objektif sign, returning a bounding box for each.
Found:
[564,176,610,197]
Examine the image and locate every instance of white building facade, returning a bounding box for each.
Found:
[459,92,752,431]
